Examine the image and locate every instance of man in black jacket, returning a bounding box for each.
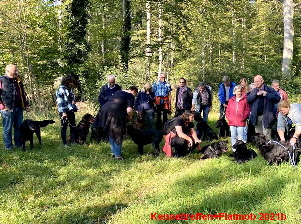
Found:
[98,75,121,107]
[247,75,280,140]
[174,78,193,117]
[0,64,29,150]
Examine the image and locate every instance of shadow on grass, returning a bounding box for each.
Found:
[50,203,129,224]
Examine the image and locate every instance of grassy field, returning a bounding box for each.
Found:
[0,111,301,224]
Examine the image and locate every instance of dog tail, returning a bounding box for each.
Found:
[39,120,55,127]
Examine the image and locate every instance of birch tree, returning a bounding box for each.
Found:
[282,0,294,78]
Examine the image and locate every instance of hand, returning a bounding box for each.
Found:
[188,139,193,147]
[25,106,30,112]
[194,138,202,144]
[223,103,227,108]
[62,112,67,117]
[290,137,297,146]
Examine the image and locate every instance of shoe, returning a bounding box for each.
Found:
[5,147,13,151]
[114,156,124,160]
[64,144,70,148]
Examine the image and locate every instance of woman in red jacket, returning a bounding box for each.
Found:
[226,85,250,151]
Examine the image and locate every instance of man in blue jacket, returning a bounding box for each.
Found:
[247,75,280,140]
[218,76,236,118]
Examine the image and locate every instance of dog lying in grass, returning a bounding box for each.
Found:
[19,119,55,151]
[76,113,95,144]
[126,124,163,156]
[215,115,230,138]
[252,133,300,165]
[232,140,257,163]
[200,141,228,160]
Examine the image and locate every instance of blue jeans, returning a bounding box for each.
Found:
[0,107,23,149]
[230,126,244,151]
[109,136,122,157]
[199,105,210,122]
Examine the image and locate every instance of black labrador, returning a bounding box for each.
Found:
[19,119,55,151]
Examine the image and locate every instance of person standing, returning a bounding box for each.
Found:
[56,74,78,147]
[271,80,288,101]
[96,86,138,160]
[98,75,121,107]
[174,78,193,117]
[247,75,281,139]
[271,79,289,115]
[192,82,212,122]
[0,64,29,150]
[225,85,250,151]
[218,76,236,118]
[239,78,250,96]
[152,73,172,129]
[135,83,155,129]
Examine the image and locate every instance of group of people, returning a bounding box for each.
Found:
[1,64,300,160]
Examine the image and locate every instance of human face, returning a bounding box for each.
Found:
[6,65,18,79]
[240,80,246,88]
[159,75,166,82]
[235,88,242,97]
[179,79,186,87]
[272,82,280,91]
[198,86,205,92]
[254,75,264,89]
[279,107,289,116]
[224,80,230,86]
[108,79,115,88]
[188,114,195,122]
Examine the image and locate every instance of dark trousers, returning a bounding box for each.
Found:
[171,136,198,157]
[219,101,228,118]
[59,111,76,145]
[156,104,168,130]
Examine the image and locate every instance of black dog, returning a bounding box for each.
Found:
[200,141,228,159]
[195,116,218,141]
[19,119,55,151]
[215,115,230,138]
[232,140,257,163]
[252,133,300,165]
[76,113,95,144]
[126,124,163,155]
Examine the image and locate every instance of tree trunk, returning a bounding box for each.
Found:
[158,1,163,76]
[282,0,294,78]
[145,0,151,81]
[121,0,131,73]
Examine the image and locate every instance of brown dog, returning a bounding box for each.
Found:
[76,113,95,144]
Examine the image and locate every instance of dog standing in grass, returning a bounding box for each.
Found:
[19,119,55,151]
[76,113,95,144]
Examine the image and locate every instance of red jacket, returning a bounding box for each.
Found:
[226,95,250,127]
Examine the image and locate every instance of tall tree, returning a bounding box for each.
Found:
[121,0,132,72]
[282,0,294,78]
[64,0,90,74]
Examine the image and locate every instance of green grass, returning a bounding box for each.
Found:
[0,112,301,224]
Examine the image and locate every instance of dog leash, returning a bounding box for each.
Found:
[267,140,296,167]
